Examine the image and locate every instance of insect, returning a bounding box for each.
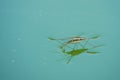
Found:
[48,36,86,48]
[48,34,102,64]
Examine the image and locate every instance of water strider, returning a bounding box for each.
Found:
[48,34,102,64]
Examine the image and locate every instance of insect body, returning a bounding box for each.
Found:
[48,36,86,48]
[65,37,86,44]
[61,37,86,48]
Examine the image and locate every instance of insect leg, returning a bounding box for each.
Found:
[66,56,73,64]
[83,39,90,48]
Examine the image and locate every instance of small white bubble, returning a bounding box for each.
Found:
[40,14,42,16]
[42,62,47,65]
[17,38,22,41]
[11,49,17,52]
[22,32,25,34]
[43,57,47,60]
[11,59,16,63]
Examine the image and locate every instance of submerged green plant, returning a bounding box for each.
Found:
[48,34,102,64]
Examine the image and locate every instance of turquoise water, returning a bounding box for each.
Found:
[0,0,120,80]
